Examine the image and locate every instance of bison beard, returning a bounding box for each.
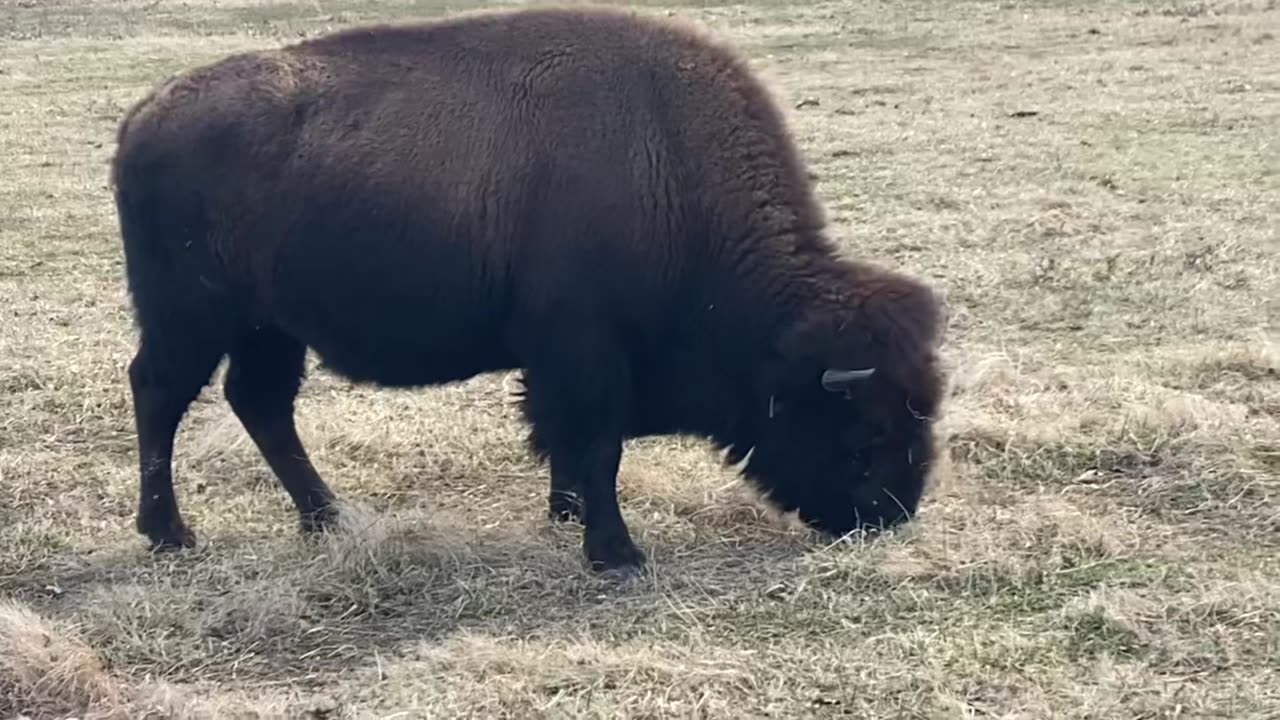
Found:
[110,6,945,577]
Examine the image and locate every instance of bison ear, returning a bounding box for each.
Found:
[821,368,876,393]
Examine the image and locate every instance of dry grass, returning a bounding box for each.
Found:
[2,0,1278,717]
[0,600,125,716]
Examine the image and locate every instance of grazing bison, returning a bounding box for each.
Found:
[111,6,945,577]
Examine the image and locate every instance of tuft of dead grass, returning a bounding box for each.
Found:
[0,599,123,718]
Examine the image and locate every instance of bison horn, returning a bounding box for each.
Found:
[821,368,876,392]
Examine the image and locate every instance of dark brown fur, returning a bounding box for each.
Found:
[111,6,945,575]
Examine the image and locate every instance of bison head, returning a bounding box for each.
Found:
[735,269,944,538]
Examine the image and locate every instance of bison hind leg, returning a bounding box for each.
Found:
[223,327,339,535]
[129,329,227,551]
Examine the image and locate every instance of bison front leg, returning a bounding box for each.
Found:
[528,422,585,523]
[548,435,644,576]
[548,472,584,524]
[518,328,645,578]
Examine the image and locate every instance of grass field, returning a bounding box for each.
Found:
[2,0,1278,717]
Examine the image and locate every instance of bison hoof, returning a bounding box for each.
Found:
[146,524,197,552]
[548,490,584,523]
[299,504,340,535]
[586,532,646,578]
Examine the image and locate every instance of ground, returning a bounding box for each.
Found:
[1,0,1277,717]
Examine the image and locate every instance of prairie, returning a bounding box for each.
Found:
[1,0,1277,716]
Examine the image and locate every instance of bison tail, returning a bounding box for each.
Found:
[112,128,233,342]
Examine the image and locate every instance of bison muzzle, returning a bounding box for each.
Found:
[110,6,946,577]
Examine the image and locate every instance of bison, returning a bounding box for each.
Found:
[111,6,945,577]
